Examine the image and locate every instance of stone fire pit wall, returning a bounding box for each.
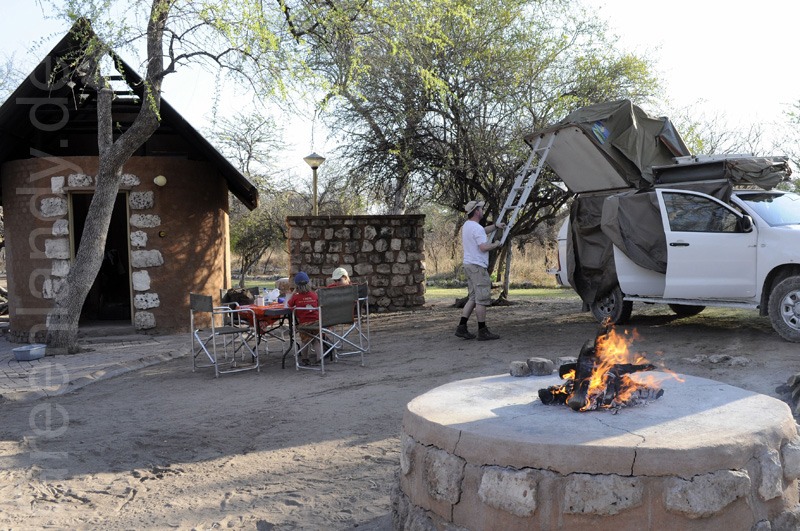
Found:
[286,214,425,312]
[394,373,800,530]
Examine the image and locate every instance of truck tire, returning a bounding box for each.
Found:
[590,285,632,325]
[768,276,800,343]
[668,304,705,318]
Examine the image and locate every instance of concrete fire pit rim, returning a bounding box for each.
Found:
[402,372,797,477]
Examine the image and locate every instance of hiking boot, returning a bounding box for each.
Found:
[455,324,476,340]
[477,327,500,341]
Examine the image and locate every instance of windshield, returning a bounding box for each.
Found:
[736,191,800,226]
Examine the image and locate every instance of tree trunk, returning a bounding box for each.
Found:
[501,244,512,301]
[46,150,123,353]
[45,2,168,353]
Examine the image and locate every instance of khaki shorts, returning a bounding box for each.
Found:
[464,263,492,306]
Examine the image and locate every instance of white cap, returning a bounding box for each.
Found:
[331,267,349,280]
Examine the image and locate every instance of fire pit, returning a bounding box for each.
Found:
[394,372,800,530]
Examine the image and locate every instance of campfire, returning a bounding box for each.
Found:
[539,321,665,412]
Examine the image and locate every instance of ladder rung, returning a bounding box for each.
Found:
[493,132,556,245]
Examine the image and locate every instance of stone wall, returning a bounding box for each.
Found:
[287,215,425,312]
[1,156,232,342]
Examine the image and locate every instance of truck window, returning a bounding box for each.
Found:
[663,192,740,232]
[737,192,800,226]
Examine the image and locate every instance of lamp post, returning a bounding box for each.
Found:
[303,152,326,216]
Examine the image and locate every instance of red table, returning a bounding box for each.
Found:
[240,303,294,368]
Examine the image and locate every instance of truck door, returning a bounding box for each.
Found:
[656,189,757,299]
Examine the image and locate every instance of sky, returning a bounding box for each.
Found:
[596,0,799,133]
[1,1,798,181]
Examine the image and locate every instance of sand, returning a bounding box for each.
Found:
[0,296,797,530]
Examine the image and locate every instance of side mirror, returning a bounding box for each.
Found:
[739,215,754,233]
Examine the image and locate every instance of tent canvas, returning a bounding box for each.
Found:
[524,99,690,193]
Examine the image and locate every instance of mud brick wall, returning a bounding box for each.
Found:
[286,215,426,312]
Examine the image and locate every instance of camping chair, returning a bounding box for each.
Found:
[190,293,259,377]
[334,281,372,360]
[292,284,366,374]
[354,281,371,353]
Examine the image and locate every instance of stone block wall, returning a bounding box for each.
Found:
[2,156,231,342]
[286,215,426,312]
[394,432,800,530]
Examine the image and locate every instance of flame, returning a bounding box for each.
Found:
[540,322,678,411]
[572,324,657,411]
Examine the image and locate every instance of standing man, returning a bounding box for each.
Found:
[455,200,506,341]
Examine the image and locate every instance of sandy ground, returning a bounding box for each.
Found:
[0,295,798,530]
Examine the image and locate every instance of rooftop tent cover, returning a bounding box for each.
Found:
[558,99,691,184]
[526,99,691,192]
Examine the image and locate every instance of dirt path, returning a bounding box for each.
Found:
[0,297,796,529]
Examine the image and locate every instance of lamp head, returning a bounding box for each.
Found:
[303,152,326,170]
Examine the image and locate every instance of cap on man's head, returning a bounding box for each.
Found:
[331,267,349,280]
[294,271,310,285]
[464,200,485,215]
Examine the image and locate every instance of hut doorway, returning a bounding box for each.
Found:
[70,192,132,322]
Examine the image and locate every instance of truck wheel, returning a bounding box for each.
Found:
[590,285,632,325]
[768,276,800,342]
[668,304,705,318]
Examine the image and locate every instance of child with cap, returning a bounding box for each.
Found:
[288,271,323,365]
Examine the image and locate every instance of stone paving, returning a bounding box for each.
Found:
[0,331,189,402]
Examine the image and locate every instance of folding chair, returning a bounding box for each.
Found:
[190,293,259,377]
[333,282,372,361]
[292,284,366,374]
[354,281,371,353]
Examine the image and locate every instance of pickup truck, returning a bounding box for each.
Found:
[515,100,797,342]
[553,187,800,342]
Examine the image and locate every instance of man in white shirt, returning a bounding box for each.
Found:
[455,200,506,340]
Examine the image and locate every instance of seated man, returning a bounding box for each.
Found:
[327,267,351,288]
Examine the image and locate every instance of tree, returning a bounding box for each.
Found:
[668,103,768,156]
[41,0,333,352]
[209,111,284,285]
[210,111,283,188]
[0,53,25,101]
[45,10,171,353]
[230,203,284,287]
[312,0,660,296]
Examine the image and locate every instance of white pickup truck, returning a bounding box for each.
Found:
[554,187,800,342]
[514,100,798,342]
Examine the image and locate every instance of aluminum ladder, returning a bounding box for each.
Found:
[492,132,556,245]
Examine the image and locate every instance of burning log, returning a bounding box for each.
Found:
[539,322,663,412]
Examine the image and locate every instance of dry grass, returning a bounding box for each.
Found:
[241,241,559,288]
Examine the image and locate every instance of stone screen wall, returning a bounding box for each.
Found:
[287,215,425,312]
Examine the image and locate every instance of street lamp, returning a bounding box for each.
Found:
[303,152,326,216]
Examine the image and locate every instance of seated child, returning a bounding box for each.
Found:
[288,271,324,365]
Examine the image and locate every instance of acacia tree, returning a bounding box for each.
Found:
[209,111,284,286]
[45,7,172,353]
[312,0,660,295]
[43,0,360,352]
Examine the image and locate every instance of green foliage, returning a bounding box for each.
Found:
[311,0,661,225]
